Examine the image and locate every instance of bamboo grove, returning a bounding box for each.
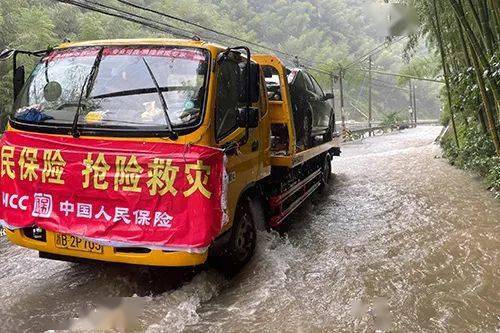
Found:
[409,0,499,191]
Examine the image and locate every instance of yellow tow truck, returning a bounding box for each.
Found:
[0,38,340,269]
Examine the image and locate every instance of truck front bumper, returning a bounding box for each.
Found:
[4,228,208,267]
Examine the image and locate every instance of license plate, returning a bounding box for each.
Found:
[55,234,103,254]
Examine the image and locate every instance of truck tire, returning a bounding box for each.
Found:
[319,153,332,192]
[220,197,258,273]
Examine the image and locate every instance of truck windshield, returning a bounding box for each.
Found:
[12,46,209,134]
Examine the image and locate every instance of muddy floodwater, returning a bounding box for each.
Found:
[0,126,499,332]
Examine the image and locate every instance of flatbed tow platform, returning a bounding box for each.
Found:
[266,135,341,227]
[253,53,342,228]
[271,135,342,168]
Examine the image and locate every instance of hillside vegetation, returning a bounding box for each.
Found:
[407,0,499,195]
[0,0,441,127]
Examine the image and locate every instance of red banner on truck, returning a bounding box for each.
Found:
[0,131,227,252]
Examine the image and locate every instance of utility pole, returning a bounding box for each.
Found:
[368,55,372,136]
[338,68,346,132]
[408,79,413,126]
[412,83,417,126]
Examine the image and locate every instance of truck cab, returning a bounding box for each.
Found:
[1,39,339,270]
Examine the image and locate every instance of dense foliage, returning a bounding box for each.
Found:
[380,111,404,129]
[0,0,442,129]
[406,0,499,194]
[442,126,500,197]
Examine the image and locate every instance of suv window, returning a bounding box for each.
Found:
[303,72,315,92]
[215,59,241,140]
[309,74,325,97]
[263,65,282,101]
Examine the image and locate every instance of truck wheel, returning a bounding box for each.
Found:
[319,153,332,192]
[223,197,257,273]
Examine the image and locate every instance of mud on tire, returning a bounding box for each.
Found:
[211,196,264,274]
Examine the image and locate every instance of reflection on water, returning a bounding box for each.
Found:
[0,127,499,332]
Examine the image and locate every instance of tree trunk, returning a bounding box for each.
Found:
[455,13,472,68]
[469,46,500,155]
[487,0,500,45]
[465,0,485,36]
[478,104,488,134]
[429,0,460,148]
[449,0,500,122]
[449,0,488,68]
[454,12,488,133]
[477,0,495,57]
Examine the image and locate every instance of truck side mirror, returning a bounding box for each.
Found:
[13,66,25,99]
[239,62,260,104]
[237,107,259,129]
[0,49,25,100]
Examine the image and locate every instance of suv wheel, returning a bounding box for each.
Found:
[303,110,313,148]
[323,128,332,143]
[323,110,335,143]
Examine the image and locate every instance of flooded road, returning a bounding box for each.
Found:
[1,126,499,332]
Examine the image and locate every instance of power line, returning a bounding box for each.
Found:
[54,0,194,39]
[371,77,409,91]
[56,1,267,59]
[54,0,336,75]
[353,67,445,83]
[346,36,407,70]
[300,63,337,76]
[372,77,394,84]
[88,0,199,38]
[371,81,409,92]
[115,0,336,70]
[344,36,407,70]
[83,0,236,45]
[115,0,296,58]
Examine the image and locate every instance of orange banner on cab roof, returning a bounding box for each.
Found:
[0,131,227,252]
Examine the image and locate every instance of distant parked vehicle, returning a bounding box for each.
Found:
[288,68,335,147]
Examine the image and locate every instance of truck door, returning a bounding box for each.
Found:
[214,54,264,228]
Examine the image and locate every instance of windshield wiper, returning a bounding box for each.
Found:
[71,47,104,138]
[92,87,170,100]
[142,58,178,140]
